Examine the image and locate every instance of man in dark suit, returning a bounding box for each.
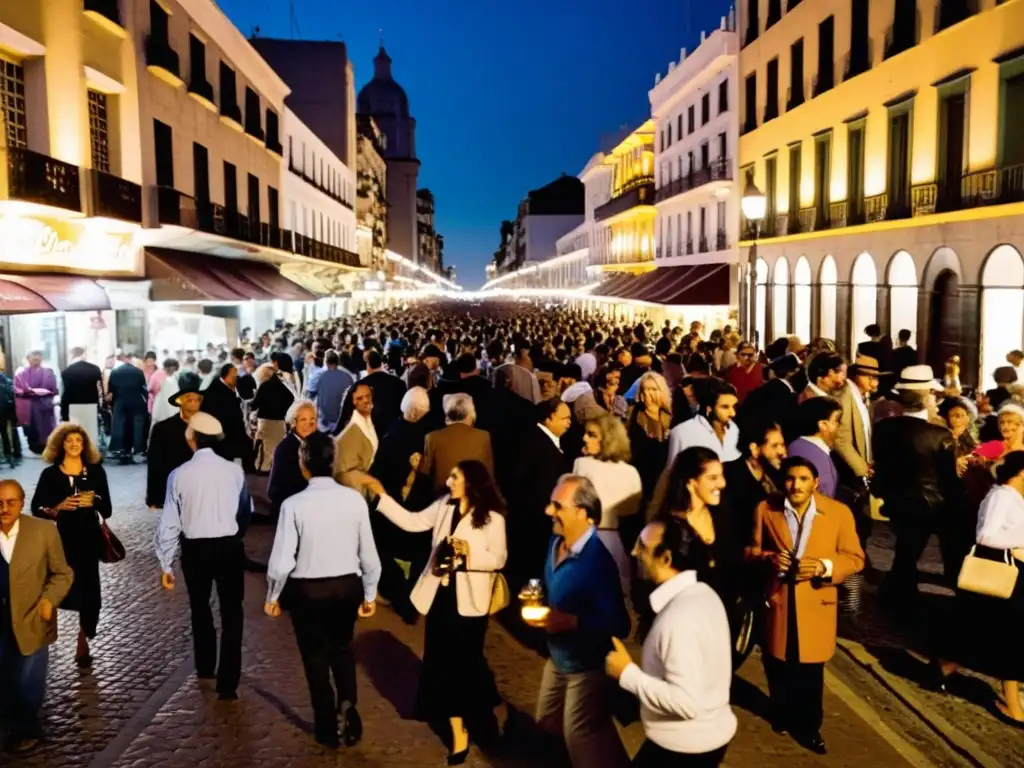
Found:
[490,364,538,493]
[362,349,406,437]
[504,398,572,592]
[200,363,253,471]
[107,353,148,464]
[147,373,204,508]
[60,348,103,446]
[435,353,495,431]
[738,353,802,443]
[419,392,494,496]
[871,365,962,611]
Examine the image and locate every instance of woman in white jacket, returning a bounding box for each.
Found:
[376,459,508,764]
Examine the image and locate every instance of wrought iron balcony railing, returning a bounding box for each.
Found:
[5,146,81,213]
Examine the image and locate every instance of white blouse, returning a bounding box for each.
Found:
[572,456,643,529]
[976,485,1024,553]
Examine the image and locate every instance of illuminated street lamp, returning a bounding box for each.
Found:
[741,180,767,347]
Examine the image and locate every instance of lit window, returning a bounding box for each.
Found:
[0,55,27,148]
[88,90,110,173]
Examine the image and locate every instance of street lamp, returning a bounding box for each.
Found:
[741,180,767,347]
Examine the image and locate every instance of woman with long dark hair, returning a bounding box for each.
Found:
[30,423,112,667]
[374,460,508,764]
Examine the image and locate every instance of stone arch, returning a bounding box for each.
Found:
[980,245,1024,389]
[887,250,918,345]
[922,246,963,290]
[850,252,878,347]
[818,254,837,341]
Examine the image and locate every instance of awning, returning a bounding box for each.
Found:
[0,273,111,313]
[589,264,730,306]
[146,248,317,302]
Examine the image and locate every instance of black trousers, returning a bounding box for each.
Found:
[632,740,727,767]
[763,654,824,738]
[180,536,244,694]
[287,575,363,741]
[885,511,959,605]
[369,513,421,616]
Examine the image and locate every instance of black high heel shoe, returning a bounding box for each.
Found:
[446,747,470,766]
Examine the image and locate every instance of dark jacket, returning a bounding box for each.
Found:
[107,363,147,412]
[371,417,427,500]
[200,378,251,467]
[871,416,959,515]
[251,374,294,421]
[488,387,538,491]
[59,360,103,421]
[146,414,192,507]
[436,374,496,431]
[738,377,800,443]
[267,431,306,517]
[236,372,256,401]
[362,370,407,437]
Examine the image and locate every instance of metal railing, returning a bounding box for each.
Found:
[654,158,732,203]
[5,146,81,213]
[145,36,180,80]
[89,169,142,223]
[594,179,655,221]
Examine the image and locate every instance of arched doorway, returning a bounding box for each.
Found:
[851,252,878,348]
[794,256,812,343]
[981,245,1024,390]
[819,255,837,341]
[773,257,790,339]
[755,258,768,349]
[887,250,918,345]
[928,270,961,374]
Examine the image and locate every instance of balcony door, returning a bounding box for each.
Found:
[192,143,209,204]
[224,161,237,213]
[847,123,865,223]
[887,111,911,217]
[938,93,966,210]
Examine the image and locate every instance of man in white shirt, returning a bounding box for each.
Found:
[605,517,736,766]
[666,378,740,469]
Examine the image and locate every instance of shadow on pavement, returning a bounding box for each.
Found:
[730,674,771,722]
[353,629,421,720]
[249,684,313,736]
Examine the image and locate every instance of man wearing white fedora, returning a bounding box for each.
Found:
[870,365,964,611]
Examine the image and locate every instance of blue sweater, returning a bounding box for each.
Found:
[543,530,631,674]
[786,437,839,498]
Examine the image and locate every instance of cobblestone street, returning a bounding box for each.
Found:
[1,457,1019,767]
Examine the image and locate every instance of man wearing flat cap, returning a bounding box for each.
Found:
[154,412,253,700]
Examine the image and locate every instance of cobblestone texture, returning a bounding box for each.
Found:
[0,458,1008,766]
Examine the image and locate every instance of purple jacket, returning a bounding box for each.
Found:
[786,437,839,499]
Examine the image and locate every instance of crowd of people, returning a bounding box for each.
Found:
[1,303,1023,765]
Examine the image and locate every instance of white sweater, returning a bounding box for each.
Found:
[619,571,737,754]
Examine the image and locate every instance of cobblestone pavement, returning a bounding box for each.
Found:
[0,458,1008,767]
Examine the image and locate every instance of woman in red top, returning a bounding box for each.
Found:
[724,342,765,402]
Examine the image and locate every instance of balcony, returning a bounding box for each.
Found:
[884,7,919,61]
[715,229,728,251]
[88,169,142,223]
[655,246,662,259]
[220,101,243,131]
[911,182,937,216]
[654,158,732,203]
[843,41,874,82]
[187,77,216,112]
[266,136,284,156]
[83,0,125,34]
[4,147,82,213]
[698,235,709,253]
[935,0,975,34]
[288,159,354,210]
[829,200,848,229]
[244,114,264,143]
[145,36,182,87]
[594,178,655,222]
[156,186,197,228]
[685,238,694,255]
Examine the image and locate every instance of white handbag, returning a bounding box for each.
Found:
[957,546,1019,599]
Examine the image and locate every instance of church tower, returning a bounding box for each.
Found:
[357,47,421,265]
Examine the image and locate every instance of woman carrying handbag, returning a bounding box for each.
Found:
[371,459,508,765]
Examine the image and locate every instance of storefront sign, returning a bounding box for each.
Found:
[0,214,139,274]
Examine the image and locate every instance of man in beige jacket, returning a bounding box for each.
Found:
[0,479,73,754]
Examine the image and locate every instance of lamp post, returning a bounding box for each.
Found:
[741,180,767,347]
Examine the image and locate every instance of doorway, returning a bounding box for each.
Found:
[928,270,961,375]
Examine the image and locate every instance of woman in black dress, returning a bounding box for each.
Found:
[31,423,112,667]
[375,460,507,764]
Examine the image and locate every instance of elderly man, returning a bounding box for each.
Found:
[0,479,74,755]
[155,413,253,700]
[419,393,494,496]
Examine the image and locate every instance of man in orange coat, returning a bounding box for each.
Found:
[748,456,864,755]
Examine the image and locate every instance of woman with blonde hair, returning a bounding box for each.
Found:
[573,413,642,593]
[30,423,112,667]
[267,399,319,521]
[627,371,674,516]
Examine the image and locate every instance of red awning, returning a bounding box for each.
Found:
[0,273,111,313]
[588,264,730,306]
[146,248,316,302]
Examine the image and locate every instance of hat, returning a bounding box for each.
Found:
[849,355,888,376]
[997,401,1024,421]
[188,412,223,437]
[893,364,943,391]
[168,372,204,407]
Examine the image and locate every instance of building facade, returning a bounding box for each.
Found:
[497,174,584,275]
[355,115,388,273]
[416,188,443,274]
[357,47,420,264]
[738,0,1024,387]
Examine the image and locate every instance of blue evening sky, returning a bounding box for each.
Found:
[219,0,734,288]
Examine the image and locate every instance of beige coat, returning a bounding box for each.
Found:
[333,423,375,492]
[420,422,495,496]
[6,515,74,656]
[749,494,864,664]
[835,383,870,477]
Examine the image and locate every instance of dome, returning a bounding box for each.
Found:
[357,46,409,119]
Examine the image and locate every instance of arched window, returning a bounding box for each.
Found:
[772,257,790,339]
[794,256,812,343]
[981,245,1024,390]
[888,251,918,346]
[819,255,837,341]
[851,253,877,347]
[755,258,768,349]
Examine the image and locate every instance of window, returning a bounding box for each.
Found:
[660,130,664,152]
[224,161,237,213]
[193,142,209,204]
[149,0,169,43]
[701,93,710,125]
[788,144,801,226]
[999,71,1024,167]
[718,132,727,161]
[816,17,835,95]
[698,207,708,251]
[247,173,260,224]
[687,105,695,133]
[765,58,779,122]
[667,122,672,147]
[88,90,110,173]
[677,113,683,139]
[887,109,912,216]
[700,141,710,170]
[887,0,918,59]
[716,200,727,245]
[744,0,760,46]
[266,109,281,152]
[847,123,866,223]
[938,89,967,209]
[718,79,729,114]
[219,62,240,120]
[767,0,782,28]
[848,0,870,79]
[244,87,262,138]
[743,72,757,132]
[814,134,831,225]
[766,155,778,223]
[153,119,173,187]
[788,39,805,110]
[0,56,27,148]
[189,34,206,85]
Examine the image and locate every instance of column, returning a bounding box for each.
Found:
[835,282,853,356]
[877,287,891,340]
[959,284,981,389]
